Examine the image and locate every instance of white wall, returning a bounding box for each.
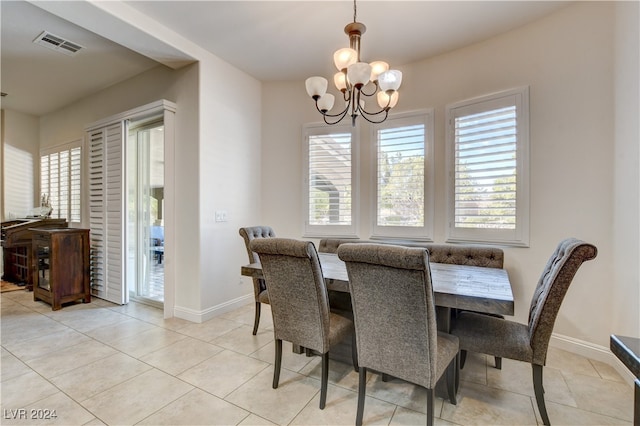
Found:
[262,2,637,350]
[2,109,39,219]
[612,1,640,339]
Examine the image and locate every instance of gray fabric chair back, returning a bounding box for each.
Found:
[338,243,440,389]
[239,226,276,264]
[528,238,598,364]
[249,238,331,354]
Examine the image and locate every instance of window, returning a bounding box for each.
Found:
[372,111,434,240]
[303,123,358,237]
[446,87,530,246]
[40,140,82,224]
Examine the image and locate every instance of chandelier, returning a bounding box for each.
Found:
[305,0,402,126]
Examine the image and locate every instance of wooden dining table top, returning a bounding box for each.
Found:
[241,252,514,317]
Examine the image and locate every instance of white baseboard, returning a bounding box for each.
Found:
[550,332,636,386]
[173,293,253,323]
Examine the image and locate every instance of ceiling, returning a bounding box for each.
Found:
[1,0,569,117]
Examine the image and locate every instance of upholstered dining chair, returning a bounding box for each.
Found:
[450,238,597,426]
[239,226,276,335]
[249,238,357,409]
[337,243,459,426]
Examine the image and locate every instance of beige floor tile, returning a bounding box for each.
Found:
[390,406,460,425]
[81,418,107,425]
[590,358,627,383]
[364,372,445,415]
[139,337,223,375]
[50,352,152,401]
[0,370,60,408]
[211,324,273,355]
[52,308,130,333]
[225,366,323,425]
[291,383,396,425]
[542,399,633,425]
[155,315,195,331]
[1,390,95,425]
[24,339,118,379]
[138,388,249,425]
[563,372,634,422]
[299,356,361,391]
[2,327,92,361]
[546,346,600,377]
[459,352,489,385]
[220,303,274,330]
[1,314,69,345]
[81,368,193,426]
[440,380,538,425]
[1,348,33,382]
[84,317,157,344]
[109,302,164,323]
[178,349,269,398]
[237,414,277,425]
[251,339,315,372]
[178,317,245,342]
[486,358,577,407]
[108,327,187,358]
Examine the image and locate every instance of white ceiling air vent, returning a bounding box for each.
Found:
[33,31,83,56]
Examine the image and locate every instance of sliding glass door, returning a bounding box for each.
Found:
[126,119,164,306]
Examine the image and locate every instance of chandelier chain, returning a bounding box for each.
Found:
[353,0,357,23]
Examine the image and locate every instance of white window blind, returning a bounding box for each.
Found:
[304,124,358,237]
[372,111,434,240]
[40,141,82,223]
[454,106,517,229]
[446,87,529,246]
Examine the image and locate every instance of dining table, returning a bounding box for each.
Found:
[241,251,514,333]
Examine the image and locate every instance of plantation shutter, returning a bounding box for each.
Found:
[39,141,82,223]
[306,129,354,235]
[453,106,517,229]
[88,122,127,304]
[376,123,425,227]
[446,87,529,246]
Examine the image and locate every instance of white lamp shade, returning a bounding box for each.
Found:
[333,48,358,71]
[305,76,328,98]
[378,70,403,92]
[347,62,372,87]
[369,61,389,81]
[317,93,335,112]
[377,90,399,109]
[334,72,347,91]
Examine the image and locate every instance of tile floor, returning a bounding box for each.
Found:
[1,290,634,425]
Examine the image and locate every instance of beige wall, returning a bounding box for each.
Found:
[262,2,639,350]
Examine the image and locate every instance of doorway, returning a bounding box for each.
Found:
[126,119,164,307]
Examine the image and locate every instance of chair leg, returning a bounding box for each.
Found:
[320,352,329,409]
[446,358,457,405]
[533,364,551,426]
[356,367,367,426]
[426,388,435,426]
[273,339,282,389]
[351,331,359,372]
[455,352,461,394]
[460,349,467,369]
[252,302,261,335]
[495,356,502,369]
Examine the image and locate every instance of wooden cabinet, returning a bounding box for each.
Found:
[31,228,91,310]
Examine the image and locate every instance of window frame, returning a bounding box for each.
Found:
[39,139,83,225]
[370,110,435,241]
[445,87,530,247]
[302,122,359,238]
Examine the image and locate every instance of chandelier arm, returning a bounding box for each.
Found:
[324,108,351,125]
[314,99,351,119]
[359,83,379,98]
[358,108,390,124]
